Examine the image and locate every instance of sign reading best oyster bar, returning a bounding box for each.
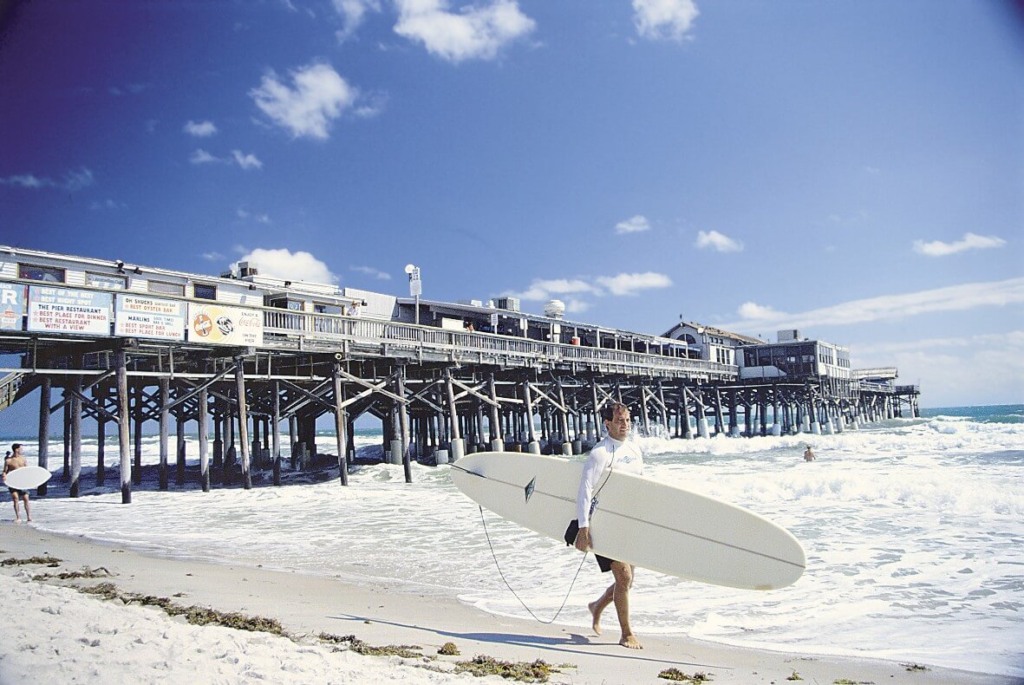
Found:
[114,295,185,341]
[27,286,112,335]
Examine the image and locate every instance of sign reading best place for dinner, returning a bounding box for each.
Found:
[27,285,112,336]
[187,303,263,346]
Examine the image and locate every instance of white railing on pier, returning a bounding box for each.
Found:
[265,309,732,379]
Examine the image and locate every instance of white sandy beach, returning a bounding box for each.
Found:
[1,522,1017,685]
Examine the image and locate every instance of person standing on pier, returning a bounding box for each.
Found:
[3,443,31,523]
[574,402,645,649]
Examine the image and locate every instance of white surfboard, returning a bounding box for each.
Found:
[4,465,52,490]
[451,452,805,590]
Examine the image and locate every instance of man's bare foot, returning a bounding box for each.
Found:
[588,600,602,635]
[620,634,642,650]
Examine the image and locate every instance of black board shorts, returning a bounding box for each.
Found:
[8,487,26,497]
[564,519,617,573]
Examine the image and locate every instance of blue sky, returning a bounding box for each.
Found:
[1,0,1022,408]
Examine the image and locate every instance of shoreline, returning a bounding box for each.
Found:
[1,523,1018,685]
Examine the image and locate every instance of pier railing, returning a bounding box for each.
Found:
[264,309,734,380]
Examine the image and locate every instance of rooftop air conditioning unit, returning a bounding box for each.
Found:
[238,261,259,278]
[494,297,520,312]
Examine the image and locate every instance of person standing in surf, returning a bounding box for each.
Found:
[574,402,644,649]
[3,443,31,523]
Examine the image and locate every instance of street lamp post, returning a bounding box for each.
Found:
[404,264,421,325]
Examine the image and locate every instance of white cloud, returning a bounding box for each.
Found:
[190,149,219,165]
[565,298,591,314]
[191,149,264,170]
[250,63,357,140]
[615,215,650,235]
[509,278,600,302]
[236,248,337,285]
[695,229,743,252]
[89,199,127,211]
[508,271,672,304]
[721,277,1024,331]
[736,302,784,320]
[596,272,672,296]
[0,167,94,191]
[184,120,218,137]
[231,150,263,170]
[854,331,1024,407]
[913,232,1007,257]
[236,208,271,224]
[352,265,392,280]
[633,0,699,41]
[332,0,381,41]
[393,0,536,63]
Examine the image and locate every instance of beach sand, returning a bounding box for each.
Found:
[0,522,1016,685]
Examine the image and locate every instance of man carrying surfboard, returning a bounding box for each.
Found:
[574,402,644,649]
[3,443,32,523]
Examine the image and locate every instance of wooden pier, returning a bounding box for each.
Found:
[0,246,920,503]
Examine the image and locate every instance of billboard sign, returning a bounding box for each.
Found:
[187,303,263,346]
[27,286,112,336]
[115,295,185,340]
[0,283,25,331]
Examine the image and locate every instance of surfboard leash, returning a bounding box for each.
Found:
[476,504,591,625]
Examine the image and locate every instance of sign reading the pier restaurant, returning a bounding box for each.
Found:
[0,283,26,331]
[27,285,112,336]
[115,295,185,341]
[187,303,263,346]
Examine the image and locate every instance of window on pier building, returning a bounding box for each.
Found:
[86,272,126,290]
[148,280,185,297]
[269,297,303,311]
[193,283,217,300]
[19,263,65,283]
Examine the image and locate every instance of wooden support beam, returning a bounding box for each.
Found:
[116,348,131,504]
[235,361,252,489]
[198,386,210,492]
[332,362,349,486]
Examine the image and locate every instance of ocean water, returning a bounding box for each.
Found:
[3,405,1022,678]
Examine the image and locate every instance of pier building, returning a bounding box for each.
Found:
[0,246,919,503]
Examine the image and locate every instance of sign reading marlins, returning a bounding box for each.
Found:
[187,303,263,346]
[115,295,186,341]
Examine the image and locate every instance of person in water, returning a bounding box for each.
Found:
[804,445,816,461]
[574,402,644,649]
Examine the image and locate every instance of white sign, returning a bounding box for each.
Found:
[187,303,263,346]
[0,283,25,331]
[27,286,112,336]
[115,295,185,340]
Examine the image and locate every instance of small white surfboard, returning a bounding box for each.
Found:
[4,465,52,490]
[451,452,805,590]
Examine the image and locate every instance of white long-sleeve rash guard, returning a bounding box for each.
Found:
[576,435,644,528]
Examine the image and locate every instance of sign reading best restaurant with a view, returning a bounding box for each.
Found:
[115,295,185,341]
[187,303,263,346]
[27,286,112,335]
